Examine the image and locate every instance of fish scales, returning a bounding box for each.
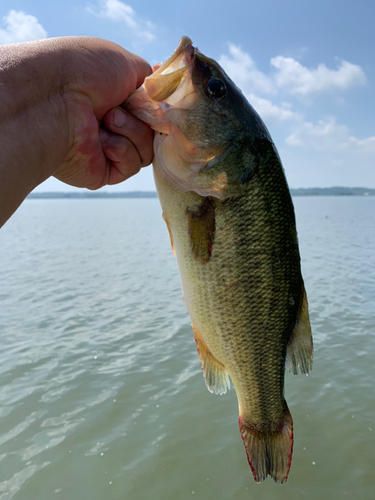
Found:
[125,36,313,484]
[156,147,300,406]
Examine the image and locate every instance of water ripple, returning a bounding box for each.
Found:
[0,197,374,499]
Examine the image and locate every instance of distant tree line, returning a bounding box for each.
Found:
[27,187,375,199]
[289,187,375,196]
[27,191,158,199]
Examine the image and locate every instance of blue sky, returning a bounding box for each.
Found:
[1,0,374,191]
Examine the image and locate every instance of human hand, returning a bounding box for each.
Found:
[0,36,154,227]
[50,37,154,189]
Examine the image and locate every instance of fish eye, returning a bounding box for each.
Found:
[206,78,226,99]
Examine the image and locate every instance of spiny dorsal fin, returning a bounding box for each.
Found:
[286,284,313,375]
[192,324,230,395]
[187,197,215,264]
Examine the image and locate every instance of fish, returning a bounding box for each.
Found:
[125,37,313,484]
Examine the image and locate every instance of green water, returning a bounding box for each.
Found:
[0,197,374,499]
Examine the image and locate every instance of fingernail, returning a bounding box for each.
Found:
[114,108,127,127]
[98,128,109,143]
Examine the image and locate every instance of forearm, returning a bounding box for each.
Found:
[0,40,71,227]
[0,37,153,228]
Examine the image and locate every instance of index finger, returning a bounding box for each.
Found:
[66,37,153,116]
[103,107,154,167]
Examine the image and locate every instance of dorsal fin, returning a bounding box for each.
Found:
[286,284,313,375]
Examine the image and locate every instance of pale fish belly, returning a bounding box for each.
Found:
[152,153,313,484]
[152,157,287,410]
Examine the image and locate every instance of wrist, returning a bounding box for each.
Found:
[0,40,72,226]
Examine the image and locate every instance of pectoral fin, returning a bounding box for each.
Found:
[286,284,313,375]
[187,197,215,264]
[192,324,230,395]
[162,212,176,257]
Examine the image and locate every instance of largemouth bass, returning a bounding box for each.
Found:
[125,37,313,484]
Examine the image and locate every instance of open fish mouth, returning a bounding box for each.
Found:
[144,36,195,103]
[124,37,235,198]
[124,37,198,133]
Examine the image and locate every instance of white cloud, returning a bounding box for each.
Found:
[87,0,155,42]
[246,93,300,123]
[219,44,274,94]
[219,45,299,124]
[218,42,370,151]
[271,56,366,95]
[286,117,375,152]
[0,10,47,44]
[219,44,366,99]
[286,117,348,149]
[347,136,375,151]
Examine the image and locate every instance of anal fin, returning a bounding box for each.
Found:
[192,324,230,395]
[286,284,313,375]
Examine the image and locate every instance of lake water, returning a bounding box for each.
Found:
[0,196,374,500]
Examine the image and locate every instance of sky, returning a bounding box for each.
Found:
[1,0,374,192]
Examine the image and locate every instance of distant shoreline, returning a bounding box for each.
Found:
[27,191,158,199]
[27,187,375,199]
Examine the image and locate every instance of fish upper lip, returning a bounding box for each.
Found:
[143,37,196,103]
[152,36,195,77]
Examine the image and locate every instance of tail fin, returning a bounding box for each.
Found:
[239,409,293,484]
